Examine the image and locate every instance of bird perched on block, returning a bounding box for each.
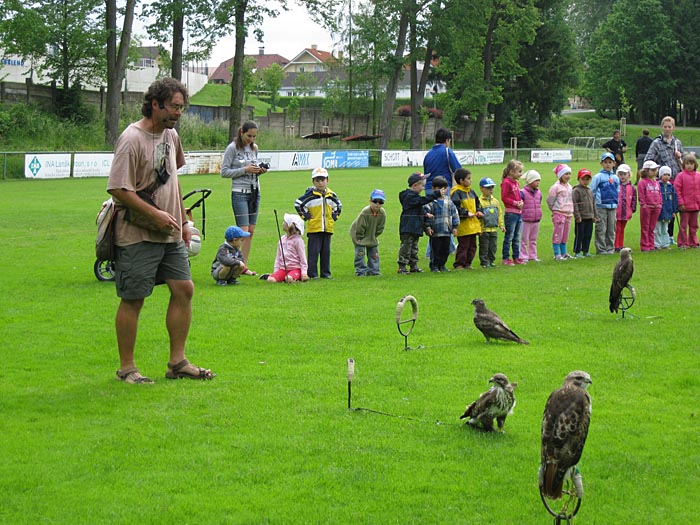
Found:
[609,247,634,313]
[471,298,529,344]
[460,373,517,432]
[540,370,592,500]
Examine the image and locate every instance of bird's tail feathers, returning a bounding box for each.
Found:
[460,402,476,420]
[542,460,564,500]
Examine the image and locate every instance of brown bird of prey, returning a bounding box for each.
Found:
[471,298,529,344]
[609,247,634,313]
[460,373,517,432]
[540,370,592,500]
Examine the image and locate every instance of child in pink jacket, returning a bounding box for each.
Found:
[637,162,662,252]
[263,214,309,282]
[614,164,637,251]
[547,164,575,260]
[674,152,700,248]
[520,169,543,262]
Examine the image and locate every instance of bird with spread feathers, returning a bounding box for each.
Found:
[609,247,634,313]
[460,373,517,432]
[540,371,592,500]
[471,298,529,344]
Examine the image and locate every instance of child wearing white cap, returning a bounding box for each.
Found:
[547,164,575,260]
[520,169,543,262]
[262,214,308,282]
[614,163,637,252]
[638,161,662,251]
[294,168,342,278]
[349,189,387,276]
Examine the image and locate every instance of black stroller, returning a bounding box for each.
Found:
[94,188,212,281]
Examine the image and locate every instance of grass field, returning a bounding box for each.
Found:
[1,164,699,524]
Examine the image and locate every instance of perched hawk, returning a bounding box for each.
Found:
[471,299,529,345]
[460,373,517,432]
[609,247,634,313]
[540,371,592,500]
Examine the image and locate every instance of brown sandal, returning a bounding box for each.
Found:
[116,367,154,384]
[165,359,216,380]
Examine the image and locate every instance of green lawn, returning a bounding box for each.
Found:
[1,165,698,523]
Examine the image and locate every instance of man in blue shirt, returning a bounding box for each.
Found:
[423,128,462,192]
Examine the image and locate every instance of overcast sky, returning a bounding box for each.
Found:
[212,5,337,65]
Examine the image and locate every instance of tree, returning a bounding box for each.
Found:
[504,0,579,143]
[213,0,340,141]
[140,0,222,80]
[1,0,107,118]
[105,0,136,146]
[584,0,677,123]
[439,0,538,148]
[262,63,285,110]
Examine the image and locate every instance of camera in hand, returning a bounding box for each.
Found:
[257,162,270,170]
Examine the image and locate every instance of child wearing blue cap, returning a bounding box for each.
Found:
[211,225,253,285]
[477,177,505,268]
[349,189,387,276]
[590,152,620,254]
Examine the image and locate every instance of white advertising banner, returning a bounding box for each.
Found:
[179,152,223,175]
[277,151,325,171]
[473,150,505,165]
[530,150,573,163]
[73,153,113,178]
[381,150,404,167]
[25,153,72,179]
[455,150,475,165]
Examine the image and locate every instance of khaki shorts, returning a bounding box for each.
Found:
[115,241,191,300]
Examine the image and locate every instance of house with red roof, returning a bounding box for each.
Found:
[209,46,289,84]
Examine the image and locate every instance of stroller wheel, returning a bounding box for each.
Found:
[94,259,116,282]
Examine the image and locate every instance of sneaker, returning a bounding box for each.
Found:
[463,265,473,270]
[409,267,423,273]
[575,253,584,258]
[502,259,515,266]
[430,267,441,273]
[554,255,564,261]
[259,274,271,280]
[514,258,528,265]
[439,266,451,272]
[216,279,229,286]
[226,278,240,285]
[532,258,542,262]
[397,267,410,275]
[584,253,593,257]
[561,253,574,260]
[488,262,497,268]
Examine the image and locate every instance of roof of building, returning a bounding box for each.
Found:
[209,52,289,84]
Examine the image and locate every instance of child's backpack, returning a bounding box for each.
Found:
[482,203,500,228]
[95,198,117,261]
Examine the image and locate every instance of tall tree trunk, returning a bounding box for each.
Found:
[171,14,184,80]
[105,0,135,147]
[410,44,433,150]
[228,0,248,141]
[474,10,498,149]
[492,103,504,148]
[378,8,409,150]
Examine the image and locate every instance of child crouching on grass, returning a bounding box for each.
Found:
[261,214,309,283]
[211,226,253,286]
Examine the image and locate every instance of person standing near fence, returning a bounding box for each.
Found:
[107,77,215,384]
[221,120,268,265]
[602,130,627,167]
[635,129,653,172]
